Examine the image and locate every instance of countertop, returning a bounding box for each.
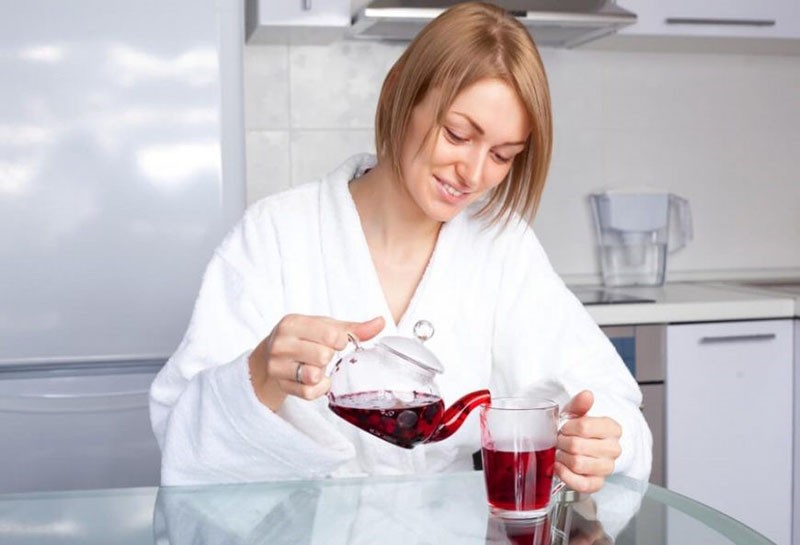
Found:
[569,281,799,326]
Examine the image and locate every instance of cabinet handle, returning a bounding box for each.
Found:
[665,17,775,27]
[302,0,312,10]
[699,333,777,344]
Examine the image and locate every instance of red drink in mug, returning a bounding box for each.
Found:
[480,398,561,519]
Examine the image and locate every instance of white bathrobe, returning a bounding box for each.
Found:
[149,154,652,486]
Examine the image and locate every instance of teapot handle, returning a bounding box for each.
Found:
[346,332,362,351]
[327,333,363,391]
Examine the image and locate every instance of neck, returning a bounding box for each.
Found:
[349,161,441,251]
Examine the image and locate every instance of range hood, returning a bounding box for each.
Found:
[351,0,637,48]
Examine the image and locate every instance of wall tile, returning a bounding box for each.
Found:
[246,131,291,205]
[716,55,800,131]
[290,130,375,186]
[289,41,404,129]
[600,51,800,132]
[594,52,705,131]
[540,49,611,131]
[244,45,290,130]
[533,127,612,277]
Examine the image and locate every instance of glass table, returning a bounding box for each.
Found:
[0,472,774,545]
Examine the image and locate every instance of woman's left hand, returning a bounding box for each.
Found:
[555,390,622,494]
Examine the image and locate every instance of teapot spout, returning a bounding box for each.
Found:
[426,389,491,443]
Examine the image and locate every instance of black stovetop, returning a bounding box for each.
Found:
[573,289,656,306]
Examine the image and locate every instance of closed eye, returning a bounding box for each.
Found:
[492,151,512,164]
[444,127,468,144]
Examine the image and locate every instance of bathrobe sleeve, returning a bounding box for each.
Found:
[149,206,355,485]
[491,225,653,481]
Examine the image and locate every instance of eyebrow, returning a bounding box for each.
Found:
[451,111,527,147]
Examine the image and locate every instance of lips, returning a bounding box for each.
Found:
[434,175,468,203]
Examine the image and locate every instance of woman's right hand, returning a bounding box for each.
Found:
[248,314,385,411]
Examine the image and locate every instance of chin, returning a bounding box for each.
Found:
[424,203,467,223]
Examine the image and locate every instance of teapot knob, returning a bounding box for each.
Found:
[413,320,434,342]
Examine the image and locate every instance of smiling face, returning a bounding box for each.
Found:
[398,78,531,223]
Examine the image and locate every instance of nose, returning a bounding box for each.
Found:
[455,147,486,189]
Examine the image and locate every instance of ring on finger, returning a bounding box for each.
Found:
[295,362,304,384]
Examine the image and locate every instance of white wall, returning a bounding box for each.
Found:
[243,41,800,283]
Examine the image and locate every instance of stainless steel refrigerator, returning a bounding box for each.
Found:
[0,0,245,492]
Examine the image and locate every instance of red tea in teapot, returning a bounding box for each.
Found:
[329,389,491,448]
[329,390,444,448]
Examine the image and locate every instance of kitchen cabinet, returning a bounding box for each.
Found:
[666,319,793,545]
[245,0,350,44]
[618,0,800,39]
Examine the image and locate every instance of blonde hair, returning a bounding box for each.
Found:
[375,1,553,226]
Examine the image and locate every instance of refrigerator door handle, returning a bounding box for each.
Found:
[0,390,150,413]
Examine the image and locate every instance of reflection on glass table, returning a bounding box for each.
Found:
[0,472,774,545]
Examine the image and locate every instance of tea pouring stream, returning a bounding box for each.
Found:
[327,320,491,448]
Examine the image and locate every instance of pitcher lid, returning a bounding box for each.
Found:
[378,320,444,374]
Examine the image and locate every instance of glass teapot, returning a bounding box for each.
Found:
[327,320,490,449]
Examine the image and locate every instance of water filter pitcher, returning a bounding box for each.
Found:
[590,191,693,287]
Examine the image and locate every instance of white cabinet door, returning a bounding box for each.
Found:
[662,0,780,25]
[246,0,350,43]
[666,320,793,545]
[619,0,798,39]
[253,0,349,26]
[795,319,800,545]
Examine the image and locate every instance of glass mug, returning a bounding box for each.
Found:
[480,398,568,519]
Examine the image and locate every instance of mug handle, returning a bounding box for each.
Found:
[552,410,578,497]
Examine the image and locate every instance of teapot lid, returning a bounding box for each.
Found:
[378,320,444,374]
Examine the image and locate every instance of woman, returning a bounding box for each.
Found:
[150,1,652,491]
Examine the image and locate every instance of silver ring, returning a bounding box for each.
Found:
[294,362,304,384]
